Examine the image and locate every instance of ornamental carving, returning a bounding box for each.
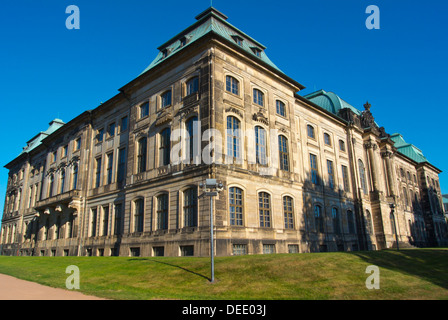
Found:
[225,106,244,119]
[364,140,378,150]
[155,109,173,127]
[252,109,269,126]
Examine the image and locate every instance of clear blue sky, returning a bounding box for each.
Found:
[1,0,447,216]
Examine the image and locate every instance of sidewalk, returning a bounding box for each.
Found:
[0,274,106,300]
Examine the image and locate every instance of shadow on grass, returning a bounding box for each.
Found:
[128,258,211,282]
[354,249,448,290]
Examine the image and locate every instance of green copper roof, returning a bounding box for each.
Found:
[140,7,283,75]
[303,89,362,116]
[390,133,431,165]
[19,119,65,156]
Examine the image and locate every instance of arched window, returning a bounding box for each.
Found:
[226,76,239,95]
[60,169,66,194]
[332,207,340,234]
[314,205,324,233]
[186,116,198,163]
[227,116,241,159]
[253,89,264,106]
[307,125,315,139]
[186,77,199,96]
[137,137,147,173]
[229,187,243,226]
[159,128,171,166]
[259,192,271,228]
[358,160,368,194]
[347,210,356,234]
[255,126,267,165]
[324,133,331,146]
[283,196,294,229]
[276,100,286,117]
[278,135,289,171]
[183,188,198,227]
[157,194,169,230]
[134,199,144,233]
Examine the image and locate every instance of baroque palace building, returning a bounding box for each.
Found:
[1,7,447,257]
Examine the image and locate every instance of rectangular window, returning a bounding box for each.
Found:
[153,247,165,257]
[263,244,275,254]
[134,199,144,233]
[157,194,169,230]
[95,157,102,188]
[75,138,81,151]
[117,148,126,183]
[107,122,116,138]
[232,244,247,256]
[130,247,140,257]
[120,116,128,132]
[161,91,172,108]
[97,128,104,143]
[114,203,122,235]
[327,160,335,189]
[278,136,289,171]
[183,188,198,227]
[342,165,350,192]
[140,102,149,118]
[310,154,319,185]
[62,145,68,158]
[180,245,194,256]
[106,153,113,185]
[288,244,299,253]
[102,206,109,236]
[91,208,98,237]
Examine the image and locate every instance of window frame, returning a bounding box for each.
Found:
[276,100,286,117]
[229,187,244,226]
[258,192,271,228]
[225,75,239,95]
[253,88,264,107]
[161,90,172,109]
[278,135,289,171]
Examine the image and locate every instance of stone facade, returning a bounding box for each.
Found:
[1,8,447,257]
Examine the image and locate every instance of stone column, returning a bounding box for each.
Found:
[381,150,396,198]
[364,139,379,192]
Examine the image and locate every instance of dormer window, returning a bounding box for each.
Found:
[180,36,187,47]
[232,35,244,46]
[251,47,262,57]
[162,49,168,59]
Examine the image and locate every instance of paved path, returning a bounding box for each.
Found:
[0,274,106,300]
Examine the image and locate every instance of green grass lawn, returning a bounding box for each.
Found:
[0,248,447,300]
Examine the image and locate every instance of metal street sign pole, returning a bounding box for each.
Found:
[210,195,214,283]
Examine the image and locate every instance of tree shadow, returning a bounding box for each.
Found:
[353,249,448,290]
[127,258,211,282]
